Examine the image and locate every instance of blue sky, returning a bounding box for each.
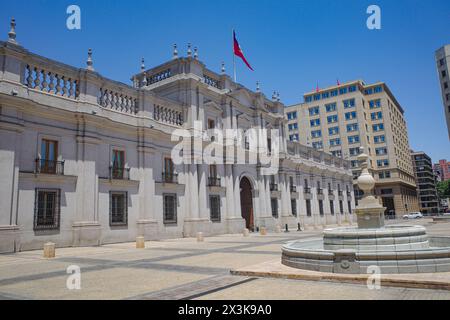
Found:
[1,0,450,161]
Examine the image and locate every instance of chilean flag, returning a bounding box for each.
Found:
[233,31,254,71]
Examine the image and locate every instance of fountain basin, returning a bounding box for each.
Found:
[282,234,450,274]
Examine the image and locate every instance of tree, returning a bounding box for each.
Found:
[437,180,450,199]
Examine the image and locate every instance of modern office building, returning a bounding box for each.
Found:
[434,159,450,182]
[286,80,419,217]
[0,20,355,253]
[411,151,440,214]
[435,45,450,139]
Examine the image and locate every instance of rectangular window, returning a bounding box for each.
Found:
[163,194,177,224]
[306,199,312,217]
[339,200,344,215]
[322,92,329,99]
[331,150,342,157]
[287,112,297,120]
[325,103,336,112]
[377,159,390,167]
[328,127,339,135]
[343,99,355,108]
[327,115,338,123]
[310,118,321,127]
[309,106,320,116]
[330,90,338,97]
[346,123,359,132]
[375,147,388,155]
[289,134,299,141]
[348,201,352,214]
[349,85,357,92]
[305,96,312,103]
[311,130,322,138]
[271,198,279,218]
[110,191,127,226]
[369,99,381,109]
[330,138,341,147]
[40,139,58,174]
[374,86,382,93]
[330,200,334,215]
[339,87,348,95]
[210,195,221,222]
[345,111,357,120]
[348,135,360,144]
[371,111,383,120]
[34,189,60,230]
[374,135,386,143]
[318,200,324,216]
[372,123,385,132]
[112,150,125,179]
[291,199,297,217]
[207,119,215,129]
[314,94,320,101]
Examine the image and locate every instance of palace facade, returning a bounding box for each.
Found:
[0,24,354,253]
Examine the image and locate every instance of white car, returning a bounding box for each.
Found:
[402,212,423,219]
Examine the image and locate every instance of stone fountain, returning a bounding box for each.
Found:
[282,150,450,274]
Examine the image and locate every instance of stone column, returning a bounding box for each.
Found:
[280,172,295,228]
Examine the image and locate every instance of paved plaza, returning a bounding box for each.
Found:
[0,219,450,300]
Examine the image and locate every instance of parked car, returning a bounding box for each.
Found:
[402,212,423,219]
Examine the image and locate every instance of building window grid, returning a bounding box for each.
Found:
[110,191,128,227]
[209,195,221,222]
[34,188,61,230]
[163,193,177,224]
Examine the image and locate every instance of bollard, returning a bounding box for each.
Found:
[197,232,204,242]
[43,242,55,258]
[285,224,289,233]
[275,225,282,233]
[136,236,145,249]
[297,222,302,231]
[260,227,267,235]
[243,228,250,237]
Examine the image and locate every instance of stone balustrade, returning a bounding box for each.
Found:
[203,74,220,89]
[153,104,184,126]
[98,86,138,115]
[146,69,172,85]
[23,63,79,100]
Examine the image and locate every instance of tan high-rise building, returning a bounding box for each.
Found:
[435,45,450,139]
[285,80,419,217]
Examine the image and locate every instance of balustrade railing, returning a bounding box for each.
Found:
[154,105,183,126]
[208,177,221,187]
[98,88,138,114]
[24,65,79,100]
[146,69,172,85]
[204,74,220,89]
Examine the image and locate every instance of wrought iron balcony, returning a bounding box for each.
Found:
[347,191,352,197]
[208,177,221,187]
[304,187,311,194]
[290,185,297,193]
[328,190,334,196]
[35,159,64,175]
[109,166,130,180]
[270,183,278,191]
[162,172,178,184]
[317,188,323,195]
[338,190,343,196]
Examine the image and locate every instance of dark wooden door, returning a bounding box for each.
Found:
[240,177,254,231]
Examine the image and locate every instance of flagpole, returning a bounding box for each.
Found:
[232,29,237,83]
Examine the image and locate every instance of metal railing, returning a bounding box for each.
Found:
[109,166,130,180]
[304,187,311,194]
[208,177,221,187]
[35,159,65,175]
[162,172,178,184]
[270,183,279,191]
[290,185,297,192]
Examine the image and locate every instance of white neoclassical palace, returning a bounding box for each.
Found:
[0,21,354,253]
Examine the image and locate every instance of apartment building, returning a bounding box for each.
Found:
[0,20,355,253]
[411,151,440,214]
[435,45,450,139]
[434,159,450,182]
[286,80,419,217]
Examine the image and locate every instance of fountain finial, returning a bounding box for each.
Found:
[86,48,94,71]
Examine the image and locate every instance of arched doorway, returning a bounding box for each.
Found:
[240,177,254,231]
